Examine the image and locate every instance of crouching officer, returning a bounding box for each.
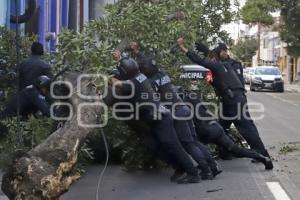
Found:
[0,75,51,120]
[182,90,273,170]
[111,57,201,184]
[177,37,273,167]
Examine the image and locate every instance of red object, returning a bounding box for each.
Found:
[205,71,213,83]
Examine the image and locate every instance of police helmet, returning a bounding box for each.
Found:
[34,75,51,89]
[118,57,140,79]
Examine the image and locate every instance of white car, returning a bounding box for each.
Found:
[243,67,254,84]
[250,66,284,92]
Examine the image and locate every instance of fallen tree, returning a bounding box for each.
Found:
[1,72,102,200]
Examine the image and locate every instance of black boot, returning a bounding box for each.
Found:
[262,157,274,170]
[218,147,233,160]
[197,165,214,180]
[256,154,274,170]
[200,171,214,180]
[176,174,201,184]
[208,160,223,177]
[170,168,185,182]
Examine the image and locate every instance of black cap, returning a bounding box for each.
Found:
[218,43,228,50]
[210,47,219,55]
[118,57,140,79]
[139,57,159,77]
[214,43,228,55]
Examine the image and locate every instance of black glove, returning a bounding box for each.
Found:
[195,42,210,57]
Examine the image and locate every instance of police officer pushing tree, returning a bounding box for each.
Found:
[126,43,222,179]
[176,37,273,169]
[0,75,52,120]
[111,57,202,183]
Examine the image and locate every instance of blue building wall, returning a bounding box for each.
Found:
[2,0,114,51]
[0,0,11,27]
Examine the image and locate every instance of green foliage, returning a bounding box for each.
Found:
[241,0,279,25]
[52,0,236,170]
[279,143,300,155]
[0,117,53,168]
[0,27,36,99]
[231,37,257,67]
[56,0,235,82]
[277,0,300,57]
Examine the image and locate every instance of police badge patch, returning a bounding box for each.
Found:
[135,74,147,83]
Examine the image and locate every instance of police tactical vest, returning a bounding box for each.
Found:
[150,71,182,106]
[131,73,161,118]
[211,62,244,98]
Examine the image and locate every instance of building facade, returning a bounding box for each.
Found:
[0,0,116,52]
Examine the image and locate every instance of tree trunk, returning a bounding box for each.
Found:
[1,72,102,200]
[257,22,261,65]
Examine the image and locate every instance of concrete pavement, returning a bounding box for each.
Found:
[62,162,276,200]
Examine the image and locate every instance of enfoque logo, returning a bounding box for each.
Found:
[50,73,265,128]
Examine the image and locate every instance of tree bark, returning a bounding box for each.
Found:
[1,72,102,200]
[257,22,261,65]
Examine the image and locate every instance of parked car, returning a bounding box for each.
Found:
[243,67,254,84]
[250,66,284,92]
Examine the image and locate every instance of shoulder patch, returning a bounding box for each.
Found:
[135,74,147,83]
[155,75,171,86]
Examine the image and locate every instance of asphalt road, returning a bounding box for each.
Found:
[1,88,300,200]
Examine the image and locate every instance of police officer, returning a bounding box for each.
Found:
[136,55,221,179]
[211,43,247,159]
[111,57,201,184]
[177,38,273,166]
[17,42,53,90]
[182,89,273,170]
[0,76,51,120]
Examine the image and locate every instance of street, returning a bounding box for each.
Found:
[60,89,300,200]
[1,89,300,200]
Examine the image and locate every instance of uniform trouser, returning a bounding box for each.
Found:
[173,105,211,173]
[219,94,270,157]
[125,119,178,169]
[204,122,265,161]
[149,112,199,176]
[186,118,217,167]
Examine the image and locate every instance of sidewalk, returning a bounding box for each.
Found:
[285,83,300,93]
